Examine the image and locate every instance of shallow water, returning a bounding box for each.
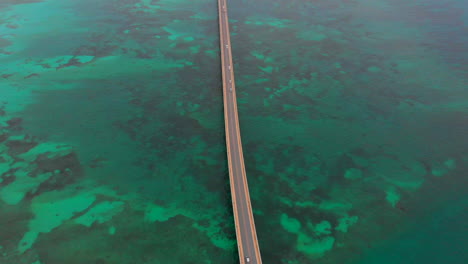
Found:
[0,0,467,263]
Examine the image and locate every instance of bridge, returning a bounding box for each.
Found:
[217,0,263,263]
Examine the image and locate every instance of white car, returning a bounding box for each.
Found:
[245,257,250,263]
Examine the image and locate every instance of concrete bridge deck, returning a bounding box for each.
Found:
[217,0,263,263]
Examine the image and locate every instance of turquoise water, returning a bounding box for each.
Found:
[1,0,235,263]
[229,0,468,263]
[1,0,467,263]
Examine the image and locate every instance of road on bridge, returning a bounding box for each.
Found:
[217,0,263,264]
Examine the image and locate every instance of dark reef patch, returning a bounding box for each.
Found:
[34,152,83,177]
[6,139,38,156]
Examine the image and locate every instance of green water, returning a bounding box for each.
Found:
[229,0,468,263]
[1,0,467,263]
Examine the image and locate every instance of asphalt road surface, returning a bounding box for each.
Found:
[217,0,263,264]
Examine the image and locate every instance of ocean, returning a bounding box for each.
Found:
[0,0,467,263]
